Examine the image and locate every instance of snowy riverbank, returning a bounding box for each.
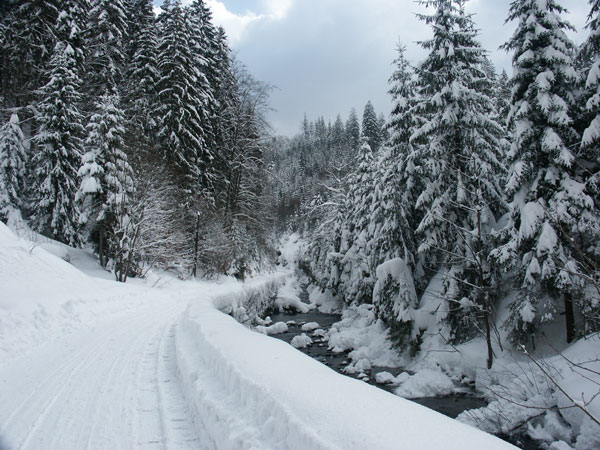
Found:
[0,222,516,449]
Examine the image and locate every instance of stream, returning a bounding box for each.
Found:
[267,309,541,449]
[268,310,487,420]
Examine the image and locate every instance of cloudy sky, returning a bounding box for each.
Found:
[156,0,590,136]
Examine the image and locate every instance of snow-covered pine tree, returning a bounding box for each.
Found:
[331,114,347,163]
[0,113,26,220]
[186,0,218,153]
[30,4,86,245]
[575,0,600,333]
[0,0,61,107]
[345,108,361,153]
[410,0,506,356]
[366,43,422,350]
[306,188,348,297]
[495,0,590,344]
[371,43,419,271]
[78,94,134,269]
[361,101,382,152]
[377,114,389,146]
[123,0,160,167]
[187,1,222,147]
[496,69,512,131]
[582,1,600,154]
[338,138,376,306]
[154,0,210,193]
[368,149,421,351]
[86,0,128,97]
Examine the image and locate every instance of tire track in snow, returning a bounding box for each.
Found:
[0,297,205,450]
[156,323,202,449]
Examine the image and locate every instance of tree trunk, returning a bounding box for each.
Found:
[484,308,493,369]
[98,224,105,267]
[192,211,200,278]
[476,207,493,369]
[564,292,575,343]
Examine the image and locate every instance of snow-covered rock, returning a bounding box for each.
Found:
[256,322,289,336]
[301,322,320,332]
[291,333,313,349]
[375,371,398,385]
[312,329,326,338]
[394,369,455,399]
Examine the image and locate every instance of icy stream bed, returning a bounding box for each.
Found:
[268,310,488,420]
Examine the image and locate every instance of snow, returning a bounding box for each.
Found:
[177,276,516,450]
[308,285,341,313]
[0,222,516,449]
[537,221,557,256]
[518,201,545,242]
[274,276,311,313]
[301,321,321,332]
[257,321,289,335]
[375,371,399,385]
[373,257,417,322]
[291,333,313,348]
[456,334,600,449]
[394,369,455,399]
[327,304,403,368]
[279,232,304,268]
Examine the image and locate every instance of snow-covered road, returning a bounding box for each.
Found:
[0,293,201,450]
[0,223,516,450]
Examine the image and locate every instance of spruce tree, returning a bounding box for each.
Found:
[338,138,376,305]
[331,114,347,163]
[124,0,160,148]
[78,94,134,267]
[0,113,26,220]
[154,0,210,192]
[361,101,382,151]
[345,108,361,153]
[86,0,129,96]
[410,0,506,358]
[31,4,86,245]
[577,0,600,333]
[495,0,589,344]
[0,0,61,106]
[186,0,218,152]
[582,0,600,152]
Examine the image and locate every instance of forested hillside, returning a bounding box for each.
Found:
[0,0,274,280]
[276,0,600,362]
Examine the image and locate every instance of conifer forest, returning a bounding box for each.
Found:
[0,1,599,449]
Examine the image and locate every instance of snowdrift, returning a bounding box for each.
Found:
[0,222,138,359]
[176,279,516,450]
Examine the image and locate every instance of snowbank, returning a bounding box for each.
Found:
[176,278,516,450]
[274,276,311,313]
[394,369,455,398]
[0,223,154,359]
[457,335,600,449]
[327,304,403,370]
[257,322,289,336]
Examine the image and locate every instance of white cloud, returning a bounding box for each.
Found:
[206,0,260,44]
[262,0,294,20]
[206,0,294,44]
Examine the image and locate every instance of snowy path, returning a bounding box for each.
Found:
[0,223,516,450]
[0,296,202,450]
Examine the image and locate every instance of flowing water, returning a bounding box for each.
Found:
[265,285,542,449]
[268,310,487,419]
